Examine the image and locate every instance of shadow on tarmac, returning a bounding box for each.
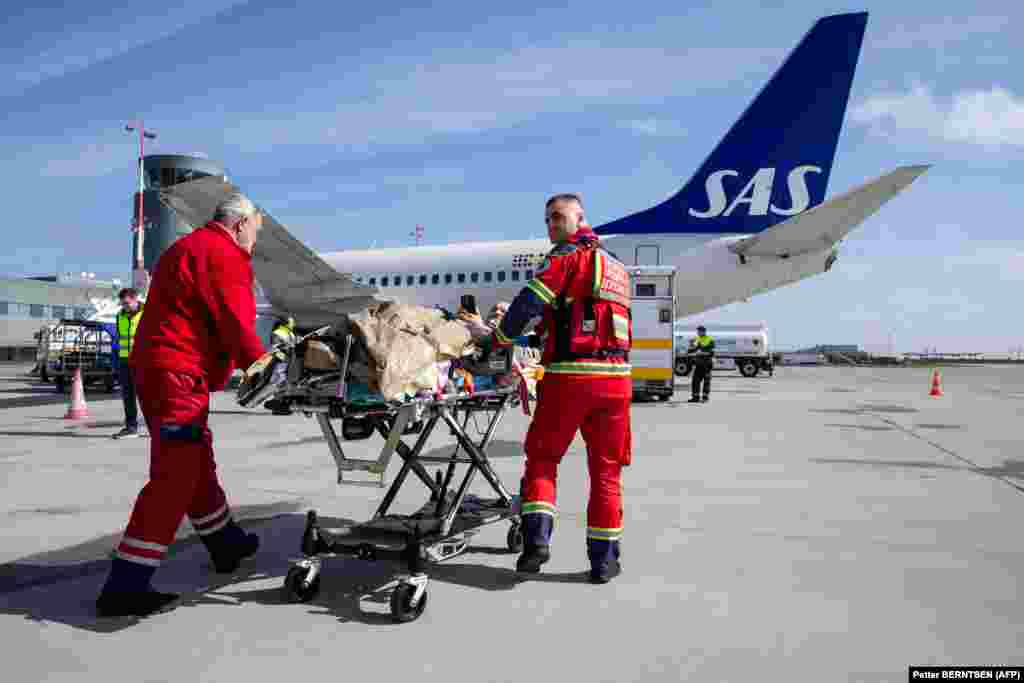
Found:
[0,501,592,632]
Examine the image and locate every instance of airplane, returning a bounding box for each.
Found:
[157,11,928,330]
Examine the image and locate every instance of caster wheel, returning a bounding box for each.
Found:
[390,582,428,623]
[282,566,320,603]
[506,522,524,554]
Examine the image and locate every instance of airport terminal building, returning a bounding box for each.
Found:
[0,274,122,361]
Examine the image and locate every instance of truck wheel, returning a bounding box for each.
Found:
[674,359,692,377]
[739,360,760,378]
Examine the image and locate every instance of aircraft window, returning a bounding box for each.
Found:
[525,270,534,280]
[457,273,466,284]
[636,283,656,297]
[369,277,376,286]
[30,304,44,318]
[511,270,520,282]
[394,275,401,285]
[445,273,453,285]
[419,275,427,285]
[407,276,415,286]
[381,276,389,286]
[431,274,440,285]
[483,271,492,283]
[497,271,506,282]
[470,272,479,283]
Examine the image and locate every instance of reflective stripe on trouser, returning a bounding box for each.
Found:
[114,367,233,571]
[521,375,631,542]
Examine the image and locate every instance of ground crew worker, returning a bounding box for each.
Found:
[263,316,297,414]
[271,316,296,347]
[95,193,268,618]
[688,325,714,403]
[477,193,632,584]
[112,288,145,439]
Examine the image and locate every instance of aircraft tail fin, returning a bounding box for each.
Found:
[597,12,868,236]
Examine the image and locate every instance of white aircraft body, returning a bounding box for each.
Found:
[158,12,928,329]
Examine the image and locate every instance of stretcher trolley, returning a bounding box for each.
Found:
[238,331,524,623]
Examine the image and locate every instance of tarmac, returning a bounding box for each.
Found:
[0,362,1022,682]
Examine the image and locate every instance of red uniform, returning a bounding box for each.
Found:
[491,226,632,571]
[107,222,266,583]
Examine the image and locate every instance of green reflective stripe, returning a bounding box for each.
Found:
[521,501,557,516]
[526,278,555,304]
[545,362,632,376]
[612,313,630,342]
[592,251,604,297]
[587,527,623,541]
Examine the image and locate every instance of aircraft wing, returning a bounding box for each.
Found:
[729,165,930,259]
[159,176,382,326]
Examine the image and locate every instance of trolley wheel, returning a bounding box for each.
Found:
[506,521,524,554]
[282,566,320,603]
[390,581,428,623]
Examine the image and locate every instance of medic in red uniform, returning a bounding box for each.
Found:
[95,193,268,617]
[484,193,632,584]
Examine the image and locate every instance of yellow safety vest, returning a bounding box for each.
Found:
[693,335,713,349]
[272,324,296,345]
[117,308,144,359]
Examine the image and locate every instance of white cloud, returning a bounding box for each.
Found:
[618,119,688,138]
[2,1,250,95]
[223,43,781,153]
[36,140,137,178]
[944,246,1024,282]
[851,83,1024,148]
[870,15,1009,51]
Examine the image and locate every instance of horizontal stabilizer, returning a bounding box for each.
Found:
[730,165,930,258]
[159,177,377,316]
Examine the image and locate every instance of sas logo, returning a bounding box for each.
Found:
[688,165,822,219]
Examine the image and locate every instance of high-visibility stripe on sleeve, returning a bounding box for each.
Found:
[526,279,556,304]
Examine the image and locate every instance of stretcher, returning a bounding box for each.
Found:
[239,332,524,623]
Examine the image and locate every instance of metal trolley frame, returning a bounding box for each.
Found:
[272,335,523,623]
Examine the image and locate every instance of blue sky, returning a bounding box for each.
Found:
[2,1,1022,352]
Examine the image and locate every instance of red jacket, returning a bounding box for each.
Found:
[130,222,267,390]
[492,226,632,391]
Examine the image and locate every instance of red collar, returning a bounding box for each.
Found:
[205,221,252,260]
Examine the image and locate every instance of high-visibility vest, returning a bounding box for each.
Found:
[117,307,144,359]
[272,324,296,346]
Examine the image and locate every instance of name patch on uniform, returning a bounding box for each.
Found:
[593,251,631,308]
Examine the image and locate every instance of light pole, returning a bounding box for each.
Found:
[126,122,156,291]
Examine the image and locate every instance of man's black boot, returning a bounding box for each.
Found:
[200,521,260,573]
[516,545,551,573]
[95,558,180,617]
[588,539,622,585]
[516,509,554,573]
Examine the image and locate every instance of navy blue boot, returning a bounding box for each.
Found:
[516,510,554,573]
[587,538,622,584]
[95,558,180,617]
[200,521,260,573]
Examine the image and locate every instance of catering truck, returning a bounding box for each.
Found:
[628,265,676,401]
[674,323,772,378]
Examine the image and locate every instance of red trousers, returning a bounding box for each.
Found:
[114,368,233,568]
[522,376,632,542]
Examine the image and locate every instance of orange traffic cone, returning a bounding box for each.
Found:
[64,368,90,419]
[929,369,943,397]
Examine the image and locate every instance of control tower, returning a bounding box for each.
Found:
[130,154,226,285]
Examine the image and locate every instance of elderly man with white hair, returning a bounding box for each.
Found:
[95,192,268,617]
